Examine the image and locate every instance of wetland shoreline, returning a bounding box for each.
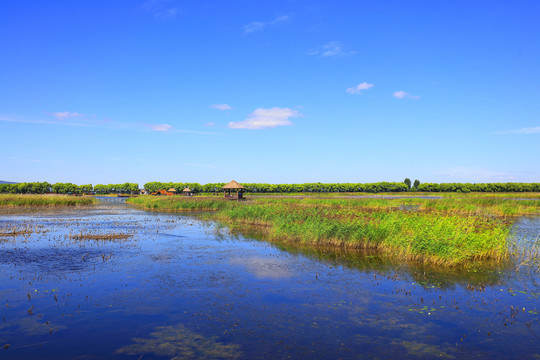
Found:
[126,194,539,266]
[0,196,538,359]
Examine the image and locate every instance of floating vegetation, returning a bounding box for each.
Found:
[0,223,44,238]
[392,340,456,359]
[115,324,243,359]
[69,233,133,241]
[0,229,33,237]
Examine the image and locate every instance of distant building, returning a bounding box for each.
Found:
[182,187,192,196]
[151,189,175,196]
[222,180,246,200]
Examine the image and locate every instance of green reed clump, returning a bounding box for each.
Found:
[0,194,96,207]
[126,196,235,212]
[214,199,511,265]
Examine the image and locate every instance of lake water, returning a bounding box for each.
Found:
[0,199,538,359]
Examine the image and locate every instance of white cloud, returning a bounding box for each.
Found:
[346,82,374,95]
[228,107,301,130]
[204,122,215,127]
[140,0,178,19]
[210,104,232,111]
[52,111,84,120]
[144,123,173,132]
[309,41,354,57]
[500,126,540,134]
[392,90,420,99]
[244,15,290,34]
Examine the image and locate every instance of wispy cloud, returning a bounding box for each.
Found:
[210,104,232,111]
[4,156,41,163]
[309,41,355,57]
[184,162,217,169]
[174,129,218,135]
[0,117,91,128]
[52,111,84,120]
[140,0,179,19]
[392,90,420,100]
[434,167,519,182]
[204,122,215,127]
[244,15,290,34]
[497,126,540,134]
[346,82,374,95]
[244,21,265,33]
[1,114,216,136]
[144,123,173,132]
[228,107,301,130]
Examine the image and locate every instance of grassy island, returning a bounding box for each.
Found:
[127,195,539,265]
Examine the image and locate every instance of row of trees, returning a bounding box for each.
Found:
[143,182,411,193]
[0,182,139,194]
[403,178,421,191]
[0,182,91,194]
[417,182,540,193]
[1,181,539,194]
[143,182,210,193]
[93,183,139,194]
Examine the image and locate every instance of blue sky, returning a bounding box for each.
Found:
[1,0,539,185]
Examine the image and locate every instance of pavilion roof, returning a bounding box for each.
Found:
[168,188,176,192]
[183,187,192,192]
[222,180,246,189]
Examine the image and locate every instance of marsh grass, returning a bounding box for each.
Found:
[0,194,97,207]
[127,196,233,212]
[508,233,540,273]
[127,195,539,265]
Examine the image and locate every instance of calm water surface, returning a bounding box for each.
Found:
[0,199,538,359]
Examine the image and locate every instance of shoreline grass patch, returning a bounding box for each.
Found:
[0,194,97,207]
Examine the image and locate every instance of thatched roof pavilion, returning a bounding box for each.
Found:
[222,180,245,190]
[168,188,177,193]
[182,187,192,196]
[222,180,246,200]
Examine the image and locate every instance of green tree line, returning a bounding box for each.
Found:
[142,181,410,193]
[417,182,540,193]
[1,181,539,194]
[0,182,139,194]
[93,183,139,194]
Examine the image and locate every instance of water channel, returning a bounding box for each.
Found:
[0,198,538,359]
